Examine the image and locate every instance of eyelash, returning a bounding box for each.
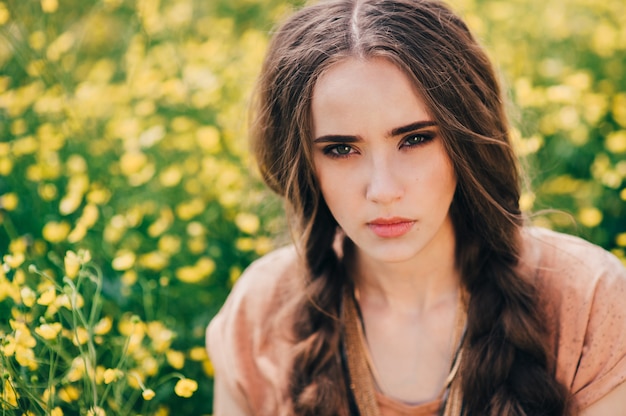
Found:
[322,132,435,159]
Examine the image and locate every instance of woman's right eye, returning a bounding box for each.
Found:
[324,144,354,157]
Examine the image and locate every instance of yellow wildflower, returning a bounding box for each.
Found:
[80,204,100,227]
[95,365,106,384]
[42,387,55,403]
[13,268,26,285]
[196,125,220,152]
[59,191,82,215]
[142,389,156,400]
[0,4,10,26]
[2,379,18,407]
[157,234,181,254]
[50,407,63,416]
[159,165,183,187]
[147,208,174,237]
[66,357,86,382]
[186,221,205,236]
[0,192,18,211]
[66,154,87,174]
[9,237,28,255]
[120,151,148,176]
[3,252,24,269]
[127,371,144,390]
[175,198,205,220]
[20,286,37,307]
[196,257,216,276]
[86,186,111,205]
[166,350,185,369]
[236,237,255,252]
[64,250,81,278]
[112,250,136,271]
[235,212,260,234]
[15,344,38,370]
[37,286,56,306]
[41,0,59,13]
[0,157,13,175]
[189,346,207,361]
[67,223,87,243]
[147,321,174,353]
[606,130,626,154]
[203,358,215,377]
[229,267,242,284]
[255,236,274,255]
[93,316,113,335]
[7,321,37,352]
[72,327,90,346]
[175,265,200,283]
[141,356,159,376]
[121,270,138,286]
[55,292,84,309]
[187,237,206,254]
[119,319,145,354]
[35,322,63,340]
[154,406,169,416]
[87,406,105,416]
[174,378,198,398]
[578,207,603,228]
[58,386,80,403]
[103,368,123,384]
[138,251,169,271]
[42,221,71,243]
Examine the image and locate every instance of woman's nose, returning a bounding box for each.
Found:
[364,156,404,205]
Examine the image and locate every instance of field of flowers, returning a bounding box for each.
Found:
[0,0,624,414]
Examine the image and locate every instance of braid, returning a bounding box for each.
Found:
[289,203,350,415]
[452,196,572,415]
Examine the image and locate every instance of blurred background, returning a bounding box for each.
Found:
[0,0,624,414]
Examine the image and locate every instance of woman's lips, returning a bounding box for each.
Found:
[367,218,415,238]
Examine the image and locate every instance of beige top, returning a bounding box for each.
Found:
[206,227,626,415]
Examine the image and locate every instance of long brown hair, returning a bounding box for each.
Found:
[251,0,571,414]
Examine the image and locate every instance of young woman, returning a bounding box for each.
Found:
[206,0,626,414]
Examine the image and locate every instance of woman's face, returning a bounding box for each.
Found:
[311,57,457,265]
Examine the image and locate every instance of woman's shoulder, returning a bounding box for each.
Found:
[211,244,305,327]
[520,227,626,408]
[520,226,625,285]
[206,246,304,414]
[232,245,304,298]
[519,225,625,321]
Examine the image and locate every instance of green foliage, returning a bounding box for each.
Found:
[0,0,624,414]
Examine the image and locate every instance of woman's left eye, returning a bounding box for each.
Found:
[402,133,432,147]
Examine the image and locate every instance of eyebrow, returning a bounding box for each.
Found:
[313,120,437,143]
[390,120,437,136]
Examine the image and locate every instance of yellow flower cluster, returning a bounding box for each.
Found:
[1,0,281,411]
[1,250,207,414]
[0,0,624,414]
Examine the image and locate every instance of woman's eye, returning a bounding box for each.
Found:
[327,144,353,156]
[403,133,433,147]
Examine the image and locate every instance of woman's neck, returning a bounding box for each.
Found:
[348,226,461,315]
